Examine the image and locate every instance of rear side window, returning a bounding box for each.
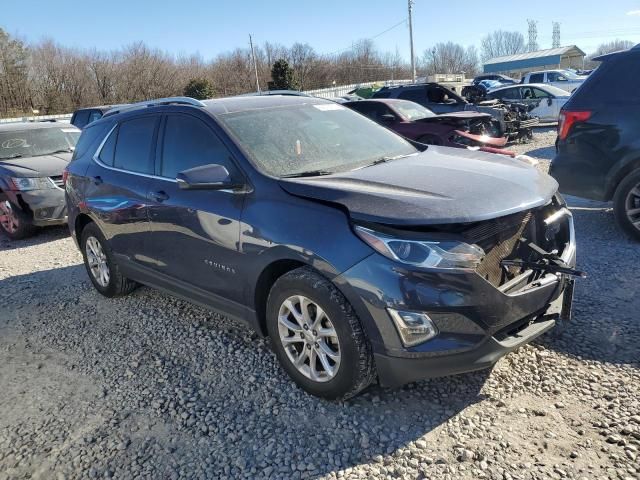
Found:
[72,110,90,128]
[580,52,640,104]
[113,116,158,174]
[496,88,521,101]
[71,122,110,161]
[398,88,425,103]
[348,102,387,121]
[529,73,544,83]
[160,114,233,179]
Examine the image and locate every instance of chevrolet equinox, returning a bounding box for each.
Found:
[65,95,578,400]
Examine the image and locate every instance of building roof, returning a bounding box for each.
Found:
[484,46,586,66]
[483,45,586,74]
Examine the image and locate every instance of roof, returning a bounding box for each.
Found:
[593,44,640,62]
[483,45,586,73]
[0,122,78,132]
[202,95,328,115]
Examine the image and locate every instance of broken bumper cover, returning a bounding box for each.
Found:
[9,188,67,227]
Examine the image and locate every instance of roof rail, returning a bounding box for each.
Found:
[103,96,206,118]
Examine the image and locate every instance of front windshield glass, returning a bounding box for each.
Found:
[392,100,436,121]
[218,102,417,177]
[561,70,581,79]
[0,126,80,160]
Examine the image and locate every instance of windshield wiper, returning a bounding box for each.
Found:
[281,170,334,178]
[46,148,73,155]
[357,152,418,170]
[0,153,23,160]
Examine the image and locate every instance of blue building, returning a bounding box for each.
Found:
[483,45,586,78]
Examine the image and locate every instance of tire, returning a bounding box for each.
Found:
[266,267,375,400]
[613,169,640,242]
[80,222,138,297]
[417,134,443,146]
[0,200,36,240]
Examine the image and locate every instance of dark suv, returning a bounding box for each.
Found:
[66,95,577,400]
[550,44,640,240]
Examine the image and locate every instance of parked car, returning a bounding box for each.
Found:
[66,95,577,400]
[472,74,518,85]
[0,122,80,239]
[521,70,586,93]
[344,98,509,151]
[550,44,640,240]
[71,105,126,129]
[486,84,570,122]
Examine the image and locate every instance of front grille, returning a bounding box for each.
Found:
[464,210,535,287]
[50,175,64,188]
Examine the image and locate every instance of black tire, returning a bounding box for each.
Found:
[417,134,443,146]
[0,200,36,240]
[266,267,375,400]
[613,169,640,242]
[80,222,138,297]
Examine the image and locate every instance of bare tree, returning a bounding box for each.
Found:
[481,30,527,61]
[0,28,31,116]
[420,42,479,76]
[584,40,634,69]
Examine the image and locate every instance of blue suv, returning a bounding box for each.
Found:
[65,95,578,399]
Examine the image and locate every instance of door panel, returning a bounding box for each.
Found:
[145,113,246,303]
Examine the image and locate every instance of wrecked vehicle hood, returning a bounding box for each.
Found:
[0,153,72,178]
[279,147,558,226]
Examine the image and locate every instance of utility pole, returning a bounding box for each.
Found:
[408,0,416,82]
[527,19,538,52]
[552,22,561,49]
[249,34,261,92]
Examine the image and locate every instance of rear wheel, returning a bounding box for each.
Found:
[80,222,138,296]
[266,267,375,400]
[0,201,36,240]
[613,169,640,241]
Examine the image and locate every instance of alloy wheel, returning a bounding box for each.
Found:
[0,201,19,234]
[85,236,110,287]
[625,182,640,232]
[277,295,341,382]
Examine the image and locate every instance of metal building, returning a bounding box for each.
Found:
[483,45,586,78]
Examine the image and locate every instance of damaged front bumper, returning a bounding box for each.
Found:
[335,201,577,388]
[5,187,67,227]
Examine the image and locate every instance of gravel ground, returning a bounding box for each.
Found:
[1,128,639,480]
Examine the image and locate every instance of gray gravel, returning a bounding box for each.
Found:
[1,129,639,479]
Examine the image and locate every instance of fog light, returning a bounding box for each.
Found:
[387,309,438,347]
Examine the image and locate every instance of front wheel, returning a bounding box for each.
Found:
[0,200,36,240]
[266,267,375,400]
[613,169,640,241]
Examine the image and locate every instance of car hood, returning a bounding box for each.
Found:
[0,152,72,177]
[279,147,558,226]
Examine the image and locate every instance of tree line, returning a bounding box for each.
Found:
[0,26,634,117]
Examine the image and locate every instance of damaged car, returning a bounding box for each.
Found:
[0,122,80,239]
[66,95,579,400]
[344,98,511,154]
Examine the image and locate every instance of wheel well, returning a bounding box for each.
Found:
[606,159,640,200]
[74,214,94,244]
[254,259,306,336]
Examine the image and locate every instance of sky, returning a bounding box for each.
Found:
[3,0,640,61]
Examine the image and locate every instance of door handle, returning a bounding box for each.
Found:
[92,175,103,185]
[149,190,170,202]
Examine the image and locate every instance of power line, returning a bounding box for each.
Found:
[325,18,408,56]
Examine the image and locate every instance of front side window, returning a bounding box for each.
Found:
[500,88,521,100]
[548,72,567,82]
[160,114,232,179]
[218,102,416,177]
[113,116,158,174]
[392,100,436,121]
[0,126,79,160]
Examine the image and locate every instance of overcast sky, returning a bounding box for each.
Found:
[4,0,640,60]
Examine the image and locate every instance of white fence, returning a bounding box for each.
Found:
[0,113,72,124]
[304,79,412,99]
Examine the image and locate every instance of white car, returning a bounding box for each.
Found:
[486,84,570,122]
[521,70,586,93]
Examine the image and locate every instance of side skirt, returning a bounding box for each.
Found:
[115,254,262,335]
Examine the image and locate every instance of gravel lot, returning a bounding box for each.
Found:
[1,127,639,480]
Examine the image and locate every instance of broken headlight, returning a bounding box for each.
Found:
[10,177,56,191]
[354,226,485,270]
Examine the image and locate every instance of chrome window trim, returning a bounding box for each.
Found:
[91,122,177,183]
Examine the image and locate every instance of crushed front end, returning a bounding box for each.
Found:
[335,195,578,387]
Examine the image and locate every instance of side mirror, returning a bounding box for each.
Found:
[176,164,241,190]
[380,113,396,124]
[547,97,553,106]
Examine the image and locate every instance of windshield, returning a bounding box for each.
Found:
[561,70,582,80]
[218,102,417,177]
[0,126,80,160]
[392,100,436,121]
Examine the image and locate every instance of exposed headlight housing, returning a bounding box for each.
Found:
[387,309,438,346]
[10,177,55,191]
[354,225,484,270]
